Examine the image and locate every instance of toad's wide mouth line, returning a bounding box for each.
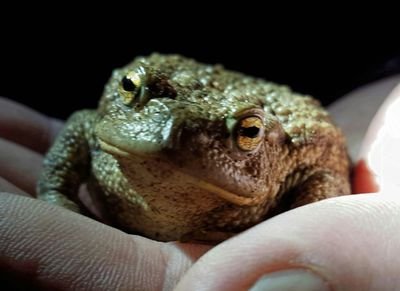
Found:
[98,138,264,206]
[98,139,132,157]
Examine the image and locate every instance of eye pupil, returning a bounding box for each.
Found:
[122,76,137,92]
[239,126,260,138]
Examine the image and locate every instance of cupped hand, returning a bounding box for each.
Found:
[0,98,210,290]
[2,76,400,291]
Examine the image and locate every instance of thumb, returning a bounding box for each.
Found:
[174,194,400,291]
[354,82,400,194]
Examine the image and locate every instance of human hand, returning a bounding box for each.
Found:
[0,98,210,290]
[174,80,400,290]
[2,75,400,290]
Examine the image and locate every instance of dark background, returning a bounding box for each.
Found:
[1,15,399,119]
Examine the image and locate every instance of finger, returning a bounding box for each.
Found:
[175,194,400,291]
[328,75,400,160]
[0,138,43,195]
[0,97,63,154]
[0,177,29,196]
[0,193,210,291]
[355,83,400,193]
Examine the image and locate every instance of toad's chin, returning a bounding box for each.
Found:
[98,138,264,206]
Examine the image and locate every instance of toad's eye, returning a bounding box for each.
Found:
[236,116,264,151]
[119,72,142,105]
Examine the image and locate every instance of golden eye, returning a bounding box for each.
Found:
[236,116,264,151]
[119,71,142,105]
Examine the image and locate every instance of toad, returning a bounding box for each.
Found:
[37,54,351,242]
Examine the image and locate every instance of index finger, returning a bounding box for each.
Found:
[0,193,210,290]
[0,97,63,154]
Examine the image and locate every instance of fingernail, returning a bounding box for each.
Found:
[249,269,330,291]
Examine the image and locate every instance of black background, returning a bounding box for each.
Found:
[1,12,399,119]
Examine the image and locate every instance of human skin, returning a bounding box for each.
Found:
[1,77,400,290]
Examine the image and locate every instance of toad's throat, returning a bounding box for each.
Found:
[98,139,264,206]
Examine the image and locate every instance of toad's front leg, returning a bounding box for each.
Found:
[37,110,97,213]
[290,170,351,208]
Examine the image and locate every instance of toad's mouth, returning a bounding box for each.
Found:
[98,139,132,157]
[98,138,263,206]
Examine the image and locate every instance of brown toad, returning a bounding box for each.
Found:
[37,54,351,242]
